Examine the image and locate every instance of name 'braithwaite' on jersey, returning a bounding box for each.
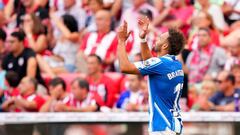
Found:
[134,54,184,134]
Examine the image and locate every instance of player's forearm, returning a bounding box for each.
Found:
[140,41,153,60]
[117,41,132,72]
[117,41,140,74]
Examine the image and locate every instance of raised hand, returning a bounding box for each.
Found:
[117,21,131,42]
[138,16,150,39]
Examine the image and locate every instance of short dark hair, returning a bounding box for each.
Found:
[5,71,19,87]
[72,78,89,91]
[226,74,235,85]
[88,54,102,64]
[167,28,185,55]
[29,77,38,90]
[11,31,25,41]
[0,29,7,41]
[49,77,66,91]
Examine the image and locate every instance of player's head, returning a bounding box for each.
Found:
[154,28,185,56]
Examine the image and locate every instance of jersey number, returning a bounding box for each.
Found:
[172,83,183,116]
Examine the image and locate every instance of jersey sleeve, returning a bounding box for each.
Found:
[134,57,165,76]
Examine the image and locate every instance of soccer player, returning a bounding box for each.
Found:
[117,16,185,135]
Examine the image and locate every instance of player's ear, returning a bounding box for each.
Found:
[162,43,169,50]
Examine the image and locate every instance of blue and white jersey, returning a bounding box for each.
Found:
[134,55,184,134]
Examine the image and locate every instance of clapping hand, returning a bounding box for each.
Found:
[138,16,150,39]
[117,21,132,43]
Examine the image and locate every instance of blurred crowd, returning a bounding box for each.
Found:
[0,0,239,113]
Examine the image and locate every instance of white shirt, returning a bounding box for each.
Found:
[225,0,240,20]
[53,39,78,65]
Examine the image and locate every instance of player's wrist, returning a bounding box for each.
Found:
[140,36,147,43]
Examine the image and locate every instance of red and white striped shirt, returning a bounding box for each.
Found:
[15,94,45,112]
[67,93,98,109]
[80,31,118,61]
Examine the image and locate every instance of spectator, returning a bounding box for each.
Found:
[140,78,148,108]
[153,0,194,36]
[85,0,104,32]
[106,0,122,20]
[2,77,44,135]
[40,77,70,112]
[2,77,45,112]
[225,37,240,71]
[200,71,240,111]
[86,54,117,108]
[21,13,48,54]
[53,0,86,32]
[189,11,220,50]
[138,9,159,56]
[0,29,7,108]
[54,78,101,112]
[222,0,240,25]
[119,0,158,59]
[186,28,227,84]
[191,80,217,111]
[152,0,165,14]
[194,0,228,31]
[79,10,118,71]
[20,13,56,78]
[0,71,20,112]
[177,49,191,111]
[187,84,200,109]
[121,0,158,30]
[231,64,240,89]
[44,14,79,73]
[220,27,240,48]
[116,74,146,111]
[4,0,49,28]
[0,28,6,60]
[2,31,45,86]
[0,28,7,90]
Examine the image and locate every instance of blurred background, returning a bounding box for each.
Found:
[0,0,239,134]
